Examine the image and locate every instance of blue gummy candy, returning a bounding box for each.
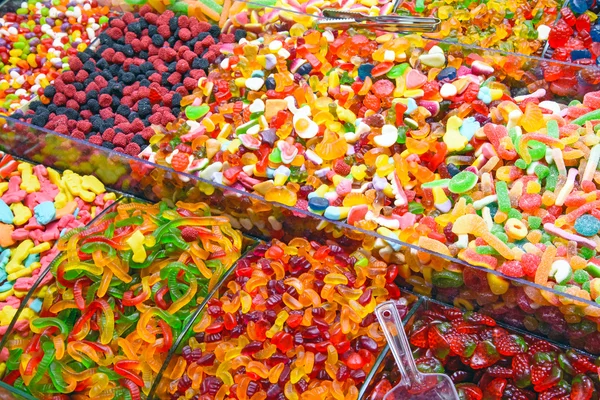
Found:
[29,298,43,313]
[0,200,13,225]
[459,117,480,141]
[574,214,600,237]
[571,49,592,61]
[296,63,313,76]
[34,201,56,225]
[436,67,457,81]
[308,197,329,211]
[358,64,374,81]
[591,24,600,42]
[571,0,589,13]
[323,206,342,220]
[24,253,40,268]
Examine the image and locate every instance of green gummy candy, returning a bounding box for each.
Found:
[546,119,559,138]
[580,247,595,260]
[508,209,522,221]
[514,159,527,169]
[527,140,546,162]
[387,63,410,79]
[574,269,591,284]
[534,164,549,179]
[495,181,510,213]
[408,201,425,214]
[528,216,542,230]
[585,263,600,278]
[431,270,463,288]
[448,171,478,194]
[185,105,210,120]
[546,164,558,191]
[476,246,499,256]
[396,126,408,144]
[269,148,282,163]
[572,109,600,126]
[170,2,189,13]
[198,0,223,13]
[494,232,509,243]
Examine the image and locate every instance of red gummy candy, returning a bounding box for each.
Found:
[548,20,573,49]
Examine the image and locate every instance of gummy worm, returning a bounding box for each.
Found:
[543,223,597,250]
[137,307,182,343]
[49,361,75,393]
[120,378,141,400]
[31,317,70,336]
[518,133,564,164]
[114,361,144,388]
[572,109,600,126]
[29,341,56,386]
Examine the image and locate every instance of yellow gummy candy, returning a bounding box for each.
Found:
[443,116,468,152]
[10,202,32,226]
[17,163,40,193]
[81,175,106,195]
[126,230,147,263]
[5,240,34,274]
[0,182,8,197]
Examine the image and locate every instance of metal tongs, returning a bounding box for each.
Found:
[317,9,440,33]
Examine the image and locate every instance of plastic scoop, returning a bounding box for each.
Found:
[375,300,459,400]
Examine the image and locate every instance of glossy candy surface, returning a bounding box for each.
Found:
[548,4,599,63]
[2,200,243,399]
[158,239,408,399]
[367,302,600,400]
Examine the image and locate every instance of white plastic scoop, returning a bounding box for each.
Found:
[375,301,460,400]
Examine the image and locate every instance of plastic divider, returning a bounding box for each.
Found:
[7,108,600,357]
[149,238,261,399]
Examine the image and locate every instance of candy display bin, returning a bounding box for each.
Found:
[0,195,124,400]
[148,237,420,400]
[360,295,600,399]
[0,194,255,399]
[7,60,600,360]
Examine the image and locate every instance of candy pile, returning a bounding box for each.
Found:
[2,200,243,399]
[212,0,561,55]
[0,0,112,114]
[367,302,600,400]
[547,4,599,63]
[156,239,408,399]
[136,26,600,350]
[14,6,246,152]
[0,152,115,341]
[397,0,561,55]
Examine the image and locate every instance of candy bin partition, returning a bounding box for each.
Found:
[361,296,600,400]
[5,30,600,349]
[0,195,256,399]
